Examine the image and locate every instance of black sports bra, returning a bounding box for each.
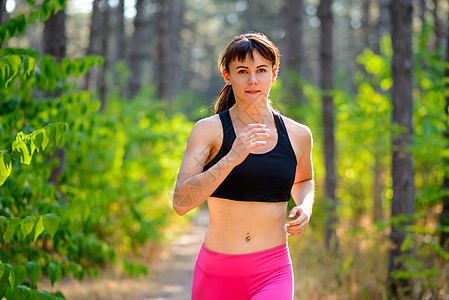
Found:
[203,109,297,202]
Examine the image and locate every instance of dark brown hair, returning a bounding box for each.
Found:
[213,32,280,114]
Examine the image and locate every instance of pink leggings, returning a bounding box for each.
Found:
[192,243,294,300]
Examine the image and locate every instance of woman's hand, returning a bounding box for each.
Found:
[227,123,270,166]
[284,204,311,237]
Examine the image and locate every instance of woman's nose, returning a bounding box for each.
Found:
[248,72,257,84]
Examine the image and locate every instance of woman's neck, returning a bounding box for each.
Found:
[229,102,273,126]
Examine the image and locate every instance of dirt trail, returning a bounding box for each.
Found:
[143,209,208,299]
[44,209,208,300]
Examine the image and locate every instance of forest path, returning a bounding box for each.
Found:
[142,209,208,299]
[45,209,208,300]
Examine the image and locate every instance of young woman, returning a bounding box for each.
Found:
[172,32,314,300]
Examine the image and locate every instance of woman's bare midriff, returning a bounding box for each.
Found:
[204,197,288,254]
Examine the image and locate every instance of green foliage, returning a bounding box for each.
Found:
[0,1,192,299]
[0,0,67,45]
[0,123,68,185]
[278,29,448,297]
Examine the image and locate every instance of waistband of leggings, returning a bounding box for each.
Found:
[196,242,291,277]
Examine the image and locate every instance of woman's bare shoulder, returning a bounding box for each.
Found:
[187,113,222,144]
[278,114,312,143]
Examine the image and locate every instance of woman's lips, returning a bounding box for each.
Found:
[245,90,261,94]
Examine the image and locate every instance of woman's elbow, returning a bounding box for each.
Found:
[172,194,192,216]
[173,202,188,216]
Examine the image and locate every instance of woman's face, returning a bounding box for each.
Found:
[223,50,277,105]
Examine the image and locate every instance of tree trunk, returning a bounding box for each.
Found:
[378,0,390,38]
[128,0,146,98]
[43,8,67,201]
[97,0,110,110]
[155,0,183,103]
[116,0,125,61]
[362,0,380,54]
[318,0,338,252]
[432,0,442,50]
[0,0,6,27]
[388,0,415,296]
[168,0,183,101]
[155,0,169,101]
[113,0,125,89]
[440,17,449,248]
[43,10,66,62]
[373,154,384,222]
[84,0,102,90]
[281,0,305,104]
[420,0,426,33]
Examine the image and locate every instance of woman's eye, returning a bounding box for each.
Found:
[257,69,267,73]
[238,70,247,74]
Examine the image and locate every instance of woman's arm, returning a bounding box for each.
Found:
[285,124,315,237]
[172,117,269,216]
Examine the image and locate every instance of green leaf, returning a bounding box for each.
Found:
[57,0,67,10]
[21,216,35,239]
[55,123,68,147]
[34,217,45,242]
[15,14,27,35]
[6,264,15,288]
[0,264,9,286]
[0,151,12,186]
[27,10,38,25]
[12,265,26,288]
[23,55,36,76]
[13,285,31,300]
[48,262,61,287]
[41,129,49,151]
[5,287,13,300]
[36,290,52,300]
[38,1,51,23]
[61,59,71,78]
[12,131,32,165]
[46,125,56,142]
[4,217,20,242]
[0,54,21,87]
[32,131,43,151]
[25,262,41,288]
[43,214,59,239]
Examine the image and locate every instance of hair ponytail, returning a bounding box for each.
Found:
[214,84,235,114]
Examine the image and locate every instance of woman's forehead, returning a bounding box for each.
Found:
[229,50,272,67]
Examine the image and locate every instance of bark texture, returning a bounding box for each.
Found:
[441,15,449,247]
[84,0,102,90]
[116,0,125,61]
[378,0,390,37]
[318,0,338,252]
[128,0,146,98]
[97,1,110,110]
[0,0,6,27]
[43,9,66,62]
[281,0,305,104]
[43,8,67,201]
[155,0,183,102]
[388,0,415,296]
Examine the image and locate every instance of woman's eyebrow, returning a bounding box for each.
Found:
[235,64,269,69]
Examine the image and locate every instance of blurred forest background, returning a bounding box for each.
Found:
[0,0,449,299]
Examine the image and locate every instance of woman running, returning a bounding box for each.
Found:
[172,32,315,300]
